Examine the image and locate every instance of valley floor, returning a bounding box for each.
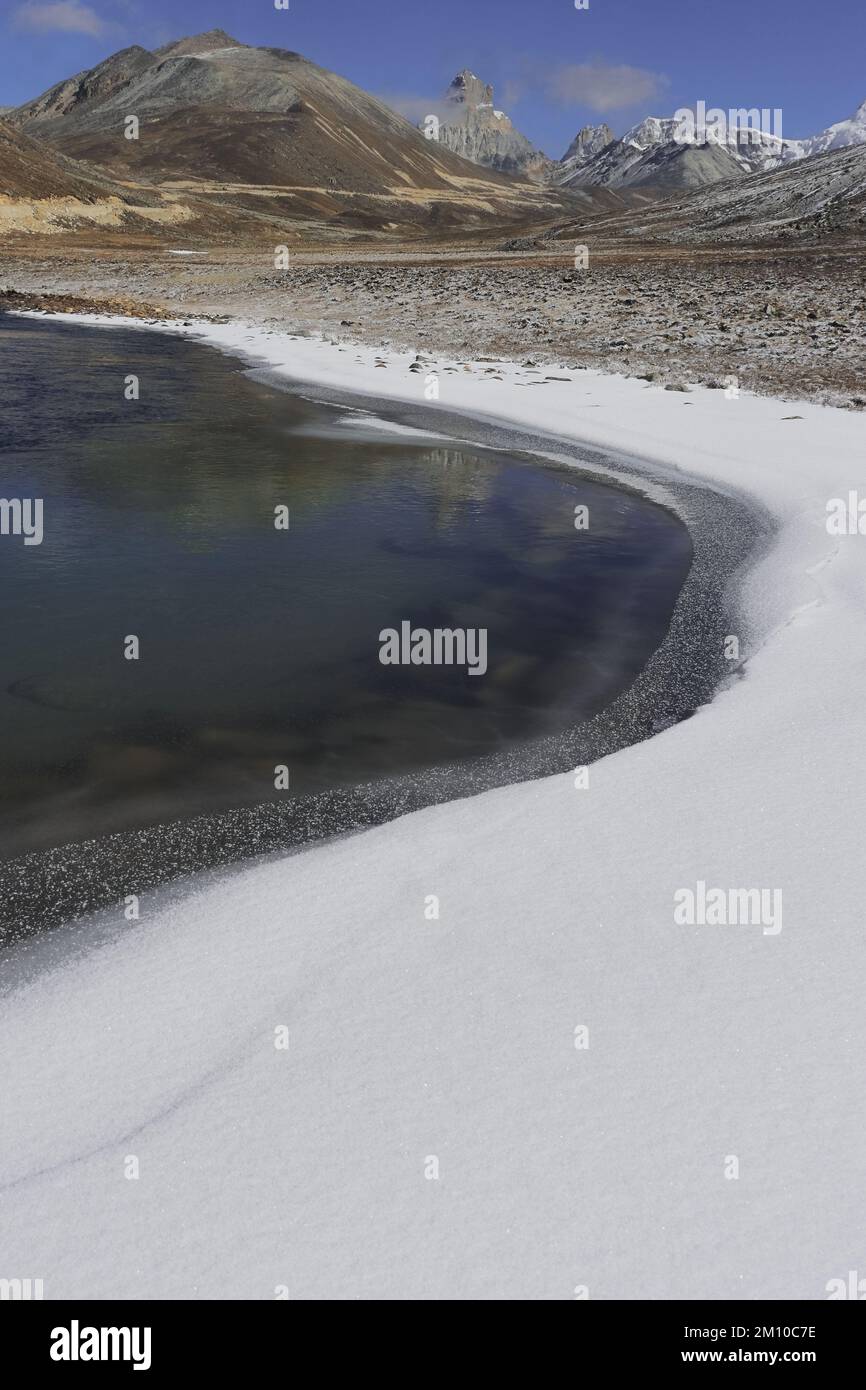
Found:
[2,314,866,1298]
[2,240,865,405]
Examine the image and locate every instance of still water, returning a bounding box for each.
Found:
[0,315,692,926]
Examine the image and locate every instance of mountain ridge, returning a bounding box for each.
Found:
[416,71,866,196]
[5,33,607,242]
[419,70,554,182]
[8,35,865,240]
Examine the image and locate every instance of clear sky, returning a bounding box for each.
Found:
[1,0,864,157]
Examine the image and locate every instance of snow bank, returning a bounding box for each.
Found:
[3,315,866,1300]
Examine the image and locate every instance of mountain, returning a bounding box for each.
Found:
[558,114,802,191]
[420,70,553,182]
[421,76,866,199]
[558,117,680,188]
[610,139,747,192]
[657,141,866,243]
[9,33,584,241]
[802,98,866,158]
[152,29,242,60]
[0,118,106,200]
[558,101,866,194]
[12,35,863,241]
[559,124,615,178]
[15,44,157,125]
[0,116,198,237]
[554,141,866,247]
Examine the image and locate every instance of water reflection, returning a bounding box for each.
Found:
[0,316,692,864]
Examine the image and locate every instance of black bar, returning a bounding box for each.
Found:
[3,1299,862,1375]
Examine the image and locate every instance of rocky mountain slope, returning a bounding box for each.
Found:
[8,32,587,239]
[0,119,108,200]
[606,138,747,192]
[800,98,866,158]
[422,71,553,182]
[0,117,196,236]
[559,114,794,189]
[556,140,866,246]
[558,124,615,180]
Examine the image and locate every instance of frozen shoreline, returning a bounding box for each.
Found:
[4,312,866,1299]
[3,310,759,936]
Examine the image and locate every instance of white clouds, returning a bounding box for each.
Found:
[547,61,669,114]
[377,93,444,123]
[501,78,529,109]
[381,60,672,134]
[381,61,670,131]
[12,2,109,38]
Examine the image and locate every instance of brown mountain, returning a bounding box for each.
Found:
[0,118,106,200]
[0,116,191,238]
[9,31,594,240]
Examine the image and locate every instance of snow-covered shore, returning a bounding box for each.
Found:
[3,314,866,1300]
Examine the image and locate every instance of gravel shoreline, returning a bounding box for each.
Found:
[0,313,768,940]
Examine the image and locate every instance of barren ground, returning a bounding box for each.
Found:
[2,240,864,406]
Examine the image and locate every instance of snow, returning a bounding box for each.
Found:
[4,313,866,1300]
[607,102,866,179]
[622,115,678,150]
[804,99,866,157]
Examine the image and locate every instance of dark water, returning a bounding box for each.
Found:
[0,315,692,929]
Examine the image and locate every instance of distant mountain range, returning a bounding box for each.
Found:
[555,140,866,246]
[559,103,866,191]
[2,32,864,246]
[422,70,866,195]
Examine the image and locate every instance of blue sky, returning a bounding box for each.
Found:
[1,0,864,156]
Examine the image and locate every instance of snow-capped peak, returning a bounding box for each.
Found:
[803,98,866,157]
[621,116,679,150]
